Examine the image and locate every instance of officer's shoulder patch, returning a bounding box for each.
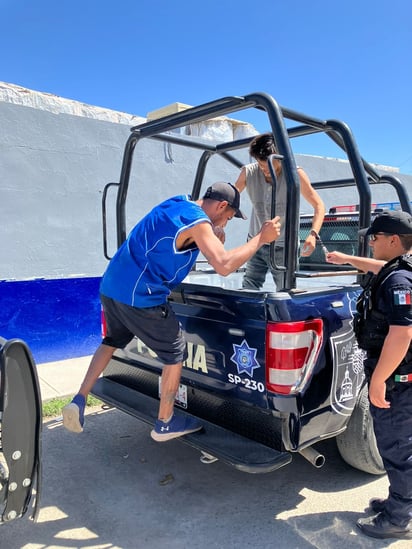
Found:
[393,289,412,305]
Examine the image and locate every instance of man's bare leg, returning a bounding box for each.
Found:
[78,344,116,397]
[151,362,202,441]
[62,344,115,432]
[158,362,182,421]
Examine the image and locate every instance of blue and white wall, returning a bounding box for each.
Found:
[0,83,255,363]
[1,82,411,364]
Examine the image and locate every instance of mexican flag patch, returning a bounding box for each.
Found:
[393,289,412,305]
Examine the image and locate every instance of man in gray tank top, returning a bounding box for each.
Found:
[235,133,325,290]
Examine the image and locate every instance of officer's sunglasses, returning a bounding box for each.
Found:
[369,232,392,241]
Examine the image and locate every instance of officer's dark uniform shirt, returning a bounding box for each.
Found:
[376,265,412,328]
[368,256,412,374]
[355,255,412,372]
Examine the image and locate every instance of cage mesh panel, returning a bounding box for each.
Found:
[299,216,359,271]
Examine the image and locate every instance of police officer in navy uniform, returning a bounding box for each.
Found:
[327,210,412,540]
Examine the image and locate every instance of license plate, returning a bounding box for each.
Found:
[175,383,188,409]
[158,379,188,409]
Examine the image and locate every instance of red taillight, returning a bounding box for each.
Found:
[266,319,323,395]
[101,306,107,338]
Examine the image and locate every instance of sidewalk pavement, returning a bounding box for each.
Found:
[36,355,92,401]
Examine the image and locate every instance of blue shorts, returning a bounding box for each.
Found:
[100,294,187,365]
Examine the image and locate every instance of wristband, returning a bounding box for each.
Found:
[310,229,318,238]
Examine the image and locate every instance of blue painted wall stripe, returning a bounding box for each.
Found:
[0,277,101,364]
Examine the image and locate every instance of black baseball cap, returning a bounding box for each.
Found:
[359,210,412,236]
[203,182,247,219]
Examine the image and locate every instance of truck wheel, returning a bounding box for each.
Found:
[336,385,385,475]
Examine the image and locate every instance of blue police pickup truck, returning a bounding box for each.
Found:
[91,92,412,475]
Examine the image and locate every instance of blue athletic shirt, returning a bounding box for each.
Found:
[100,195,210,307]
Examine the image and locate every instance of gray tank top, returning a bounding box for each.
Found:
[244,162,287,246]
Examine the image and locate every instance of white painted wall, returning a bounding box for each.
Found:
[1,83,411,281]
[0,87,249,279]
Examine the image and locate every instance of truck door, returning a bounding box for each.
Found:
[0,337,42,523]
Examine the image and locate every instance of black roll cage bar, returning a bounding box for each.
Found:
[103,91,411,290]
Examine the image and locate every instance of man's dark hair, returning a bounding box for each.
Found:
[249,133,278,160]
[399,234,412,250]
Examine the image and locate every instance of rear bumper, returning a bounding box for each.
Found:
[91,357,292,473]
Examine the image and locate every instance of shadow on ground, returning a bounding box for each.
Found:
[2,406,408,549]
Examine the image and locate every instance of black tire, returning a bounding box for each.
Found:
[336,385,385,475]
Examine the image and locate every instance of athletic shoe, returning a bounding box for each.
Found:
[357,513,412,540]
[151,414,203,442]
[62,394,86,433]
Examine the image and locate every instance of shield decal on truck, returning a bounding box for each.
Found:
[230,340,260,378]
[330,325,365,415]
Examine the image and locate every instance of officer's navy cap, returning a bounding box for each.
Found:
[359,210,412,236]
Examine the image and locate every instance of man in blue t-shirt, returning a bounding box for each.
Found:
[327,210,412,540]
[63,182,281,442]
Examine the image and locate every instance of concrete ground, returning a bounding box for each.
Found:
[1,358,410,548]
[36,356,92,401]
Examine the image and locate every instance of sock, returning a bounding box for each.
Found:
[160,413,173,424]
